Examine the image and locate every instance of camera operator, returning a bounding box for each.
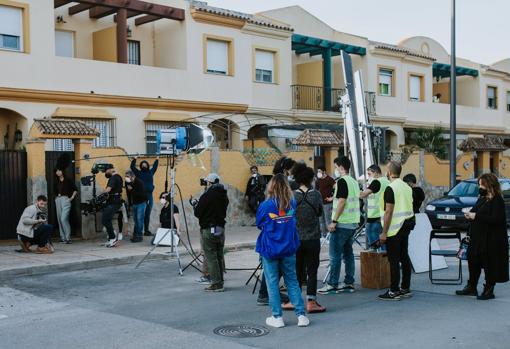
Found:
[16,195,54,254]
[245,166,266,214]
[102,164,123,248]
[193,173,229,292]
[125,170,147,243]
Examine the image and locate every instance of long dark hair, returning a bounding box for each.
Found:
[267,173,292,211]
[478,173,501,199]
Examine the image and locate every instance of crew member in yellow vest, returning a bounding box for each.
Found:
[360,164,389,251]
[318,156,360,295]
[378,161,416,301]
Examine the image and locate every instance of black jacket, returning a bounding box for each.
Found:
[194,184,229,229]
[126,177,148,205]
[469,195,509,283]
[245,174,266,198]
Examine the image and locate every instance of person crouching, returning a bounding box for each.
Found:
[17,195,54,254]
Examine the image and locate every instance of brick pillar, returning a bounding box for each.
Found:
[25,138,46,203]
[73,139,95,239]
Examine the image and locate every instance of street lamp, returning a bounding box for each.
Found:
[450,0,457,188]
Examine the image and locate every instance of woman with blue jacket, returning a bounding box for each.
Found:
[256,173,309,328]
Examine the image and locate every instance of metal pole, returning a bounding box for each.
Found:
[449,0,457,188]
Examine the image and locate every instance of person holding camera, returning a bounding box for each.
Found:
[125,170,147,243]
[16,195,54,254]
[193,173,229,292]
[102,165,123,248]
[245,166,266,214]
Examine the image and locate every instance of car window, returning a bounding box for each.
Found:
[448,181,479,197]
[501,181,510,197]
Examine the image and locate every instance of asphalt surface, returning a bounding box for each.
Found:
[1,249,509,349]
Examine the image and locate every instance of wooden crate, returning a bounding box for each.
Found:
[360,251,391,289]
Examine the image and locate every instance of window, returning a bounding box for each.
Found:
[55,30,74,57]
[145,122,185,154]
[52,119,116,151]
[204,36,233,75]
[409,75,423,102]
[255,49,275,83]
[0,5,23,51]
[487,86,497,109]
[378,68,394,96]
[506,91,510,112]
[128,40,140,65]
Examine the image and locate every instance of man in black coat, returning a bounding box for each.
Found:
[245,166,266,213]
[193,173,229,292]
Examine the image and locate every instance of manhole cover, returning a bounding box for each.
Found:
[213,324,270,338]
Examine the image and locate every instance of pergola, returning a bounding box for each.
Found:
[54,0,185,64]
[433,62,479,79]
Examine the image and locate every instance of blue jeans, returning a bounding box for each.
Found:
[262,255,305,318]
[366,221,382,246]
[327,227,356,287]
[133,202,147,238]
[144,194,154,233]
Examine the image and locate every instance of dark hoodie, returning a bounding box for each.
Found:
[130,159,158,193]
[194,184,229,229]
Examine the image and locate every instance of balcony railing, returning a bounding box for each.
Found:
[291,85,376,115]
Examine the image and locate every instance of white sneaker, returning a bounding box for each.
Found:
[116,233,123,241]
[106,239,118,248]
[266,316,285,328]
[297,315,310,327]
[317,284,337,294]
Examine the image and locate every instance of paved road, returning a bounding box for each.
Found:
[1,249,509,349]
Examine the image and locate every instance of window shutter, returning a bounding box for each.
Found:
[207,39,228,74]
[487,87,495,98]
[0,6,22,37]
[410,76,421,100]
[55,30,74,58]
[256,50,274,72]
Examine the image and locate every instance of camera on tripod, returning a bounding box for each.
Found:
[80,161,114,216]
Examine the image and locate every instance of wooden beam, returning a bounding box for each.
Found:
[116,8,128,64]
[113,10,140,22]
[69,0,184,20]
[54,0,73,8]
[89,6,117,19]
[134,14,159,26]
[68,3,94,15]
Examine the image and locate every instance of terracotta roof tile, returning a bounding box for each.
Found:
[458,135,507,152]
[35,119,100,136]
[293,129,344,146]
[371,42,436,61]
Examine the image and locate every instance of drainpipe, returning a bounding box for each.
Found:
[322,48,332,111]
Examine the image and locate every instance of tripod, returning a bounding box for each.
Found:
[136,145,183,275]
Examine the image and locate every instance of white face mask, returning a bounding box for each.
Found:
[160,198,167,205]
[251,173,257,178]
[334,169,341,178]
[125,177,131,183]
[317,172,323,179]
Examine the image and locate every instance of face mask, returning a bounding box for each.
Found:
[160,198,167,205]
[252,173,257,178]
[288,175,294,182]
[105,173,112,179]
[479,188,488,197]
[334,169,341,178]
[317,172,323,179]
[125,177,131,183]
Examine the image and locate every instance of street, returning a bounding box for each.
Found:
[1,248,509,349]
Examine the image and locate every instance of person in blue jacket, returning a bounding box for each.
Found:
[256,173,309,328]
[131,156,159,236]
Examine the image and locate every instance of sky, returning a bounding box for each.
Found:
[206,0,509,65]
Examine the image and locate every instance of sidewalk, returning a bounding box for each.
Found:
[0,226,260,279]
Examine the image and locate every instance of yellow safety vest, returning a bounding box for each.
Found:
[367,177,390,219]
[332,175,360,224]
[380,178,414,237]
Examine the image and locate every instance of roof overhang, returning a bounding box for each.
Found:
[292,33,366,57]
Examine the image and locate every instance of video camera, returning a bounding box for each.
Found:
[81,192,109,216]
[91,162,114,174]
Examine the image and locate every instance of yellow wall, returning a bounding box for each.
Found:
[92,26,117,62]
[286,150,314,167]
[218,151,251,192]
[26,140,45,178]
[0,108,28,150]
[432,82,450,104]
[296,61,323,86]
[424,154,450,186]
[478,151,491,174]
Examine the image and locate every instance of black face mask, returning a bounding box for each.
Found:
[105,173,112,179]
[141,166,149,171]
[479,188,488,197]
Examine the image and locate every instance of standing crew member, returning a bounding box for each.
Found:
[125,170,147,243]
[378,161,415,301]
[319,156,360,294]
[245,166,266,214]
[193,173,229,292]
[316,166,335,235]
[360,165,389,249]
[131,157,159,236]
[102,165,123,248]
[403,173,426,213]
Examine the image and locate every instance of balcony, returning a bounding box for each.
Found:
[291,85,376,115]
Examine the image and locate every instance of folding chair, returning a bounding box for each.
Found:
[429,229,462,285]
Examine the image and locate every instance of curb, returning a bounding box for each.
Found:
[0,242,255,280]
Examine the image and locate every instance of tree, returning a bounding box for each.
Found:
[413,127,447,159]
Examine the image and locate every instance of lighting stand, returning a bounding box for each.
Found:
[136,143,183,275]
